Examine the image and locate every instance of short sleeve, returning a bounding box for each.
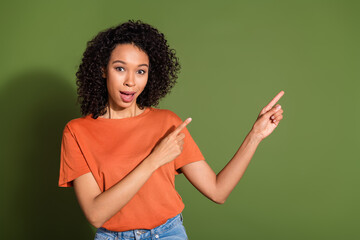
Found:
[171,114,205,175]
[58,124,91,187]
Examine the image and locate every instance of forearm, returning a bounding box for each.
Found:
[181,93,284,204]
[89,155,158,227]
[83,119,190,228]
[214,130,262,203]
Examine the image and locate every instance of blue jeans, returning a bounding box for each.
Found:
[94,213,188,240]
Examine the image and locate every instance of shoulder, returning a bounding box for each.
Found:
[149,107,182,123]
[63,115,92,133]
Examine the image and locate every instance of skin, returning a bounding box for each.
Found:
[100,43,149,119]
[73,43,285,228]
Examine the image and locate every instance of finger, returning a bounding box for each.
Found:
[272,115,283,123]
[273,116,283,125]
[178,139,184,146]
[172,118,192,136]
[175,133,185,141]
[265,104,282,118]
[261,91,284,114]
[270,109,284,119]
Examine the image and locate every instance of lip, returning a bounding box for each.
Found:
[119,91,136,103]
[120,91,136,95]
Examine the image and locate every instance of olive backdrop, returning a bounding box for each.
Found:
[0,0,359,239]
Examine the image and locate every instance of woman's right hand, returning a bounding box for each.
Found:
[148,118,192,168]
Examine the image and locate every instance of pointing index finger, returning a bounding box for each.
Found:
[263,90,284,112]
[173,118,192,136]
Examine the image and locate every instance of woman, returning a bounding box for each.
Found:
[58,20,284,240]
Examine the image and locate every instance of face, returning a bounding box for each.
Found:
[103,43,149,110]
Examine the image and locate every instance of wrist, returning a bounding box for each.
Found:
[143,153,160,172]
[247,129,263,144]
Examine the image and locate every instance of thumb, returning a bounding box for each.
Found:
[264,104,281,118]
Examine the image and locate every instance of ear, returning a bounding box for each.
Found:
[101,67,106,78]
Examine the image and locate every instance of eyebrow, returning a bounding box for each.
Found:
[112,60,149,67]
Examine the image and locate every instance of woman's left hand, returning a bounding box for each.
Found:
[251,91,284,141]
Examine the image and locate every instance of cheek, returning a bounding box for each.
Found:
[139,76,148,90]
[106,79,113,92]
[107,75,121,89]
[142,79,148,89]
[106,79,120,98]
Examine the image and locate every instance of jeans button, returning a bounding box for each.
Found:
[155,234,159,238]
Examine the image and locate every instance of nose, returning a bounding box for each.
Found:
[123,72,135,87]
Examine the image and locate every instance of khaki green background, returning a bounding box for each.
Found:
[0,0,359,239]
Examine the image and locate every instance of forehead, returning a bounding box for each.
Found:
[109,44,149,63]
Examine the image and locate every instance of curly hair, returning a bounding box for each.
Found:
[76,20,181,119]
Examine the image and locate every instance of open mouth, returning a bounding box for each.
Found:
[119,91,136,103]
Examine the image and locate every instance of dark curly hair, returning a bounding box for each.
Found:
[76,20,181,119]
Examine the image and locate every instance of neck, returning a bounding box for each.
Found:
[105,103,145,119]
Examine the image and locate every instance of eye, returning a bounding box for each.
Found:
[137,69,146,75]
[115,66,125,72]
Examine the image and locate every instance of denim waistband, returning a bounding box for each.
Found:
[97,213,183,239]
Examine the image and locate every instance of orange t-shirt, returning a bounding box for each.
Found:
[58,107,205,231]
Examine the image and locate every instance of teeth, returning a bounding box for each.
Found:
[121,91,135,95]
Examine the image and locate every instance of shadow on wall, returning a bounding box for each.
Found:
[0,71,94,239]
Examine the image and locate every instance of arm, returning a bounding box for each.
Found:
[181,91,285,204]
[181,131,261,204]
[74,157,157,228]
[73,118,192,228]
